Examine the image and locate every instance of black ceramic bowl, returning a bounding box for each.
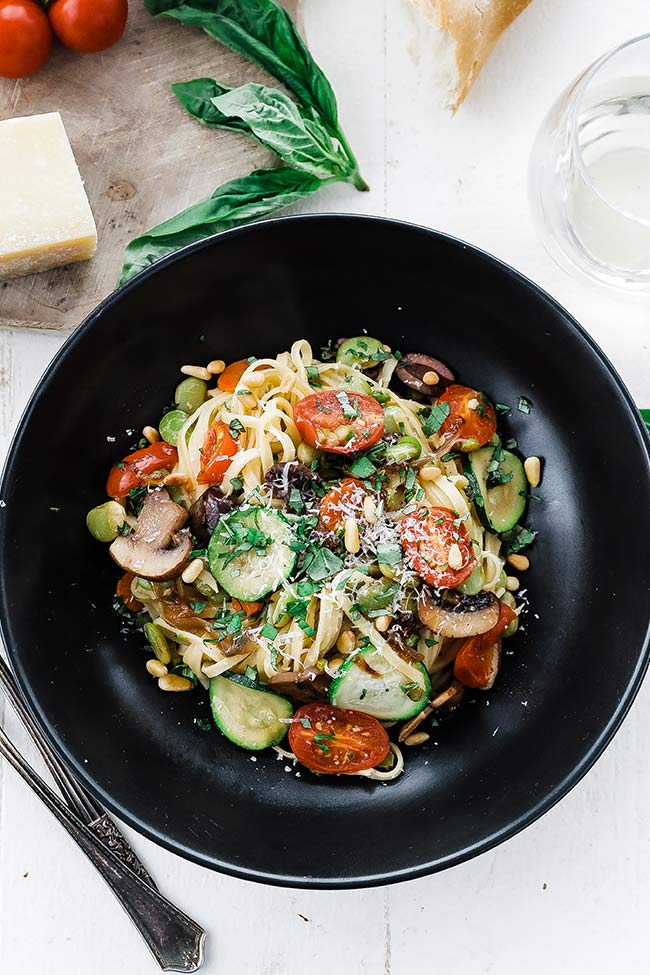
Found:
[2,215,650,888]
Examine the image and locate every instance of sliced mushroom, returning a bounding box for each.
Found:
[418,587,500,638]
[264,461,322,506]
[396,353,455,397]
[189,486,235,544]
[109,488,191,581]
[267,667,332,702]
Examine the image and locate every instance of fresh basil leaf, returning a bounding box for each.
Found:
[146,0,339,133]
[119,167,325,285]
[172,77,253,133]
[640,408,650,433]
[500,524,537,553]
[212,84,351,181]
[348,456,376,479]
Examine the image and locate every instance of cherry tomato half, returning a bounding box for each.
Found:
[452,603,517,689]
[294,390,385,455]
[115,571,143,612]
[231,598,264,616]
[48,0,128,53]
[0,0,52,79]
[399,506,476,588]
[197,420,239,485]
[288,702,390,774]
[319,477,368,531]
[106,441,178,499]
[437,385,496,451]
[217,359,249,393]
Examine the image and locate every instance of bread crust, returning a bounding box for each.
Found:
[408,0,533,108]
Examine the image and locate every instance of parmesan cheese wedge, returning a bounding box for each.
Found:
[0,112,97,280]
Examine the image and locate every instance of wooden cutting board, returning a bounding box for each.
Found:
[0,0,302,331]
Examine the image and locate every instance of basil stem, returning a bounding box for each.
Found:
[118,167,328,286]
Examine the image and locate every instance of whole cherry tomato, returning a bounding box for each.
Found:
[48,0,128,53]
[0,0,52,79]
[288,702,390,774]
[319,477,368,532]
[437,385,497,451]
[197,420,239,485]
[294,390,385,454]
[400,506,476,589]
[106,441,178,499]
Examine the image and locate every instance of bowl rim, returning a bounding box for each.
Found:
[2,212,650,888]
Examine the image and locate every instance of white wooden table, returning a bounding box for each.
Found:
[2,2,650,972]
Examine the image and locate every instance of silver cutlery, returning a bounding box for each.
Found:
[0,656,206,971]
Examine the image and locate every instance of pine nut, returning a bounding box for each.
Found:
[419,464,441,482]
[336,630,356,655]
[404,732,430,746]
[524,456,541,488]
[381,344,391,353]
[375,615,392,633]
[448,543,463,570]
[181,364,212,381]
[507,553,530,572]
[207,359,225,375]
[363,495,377,523]
[181,558,204,584]
[422,370,439,386]
[158,674,193,692]
[328,656,344,672]
[146,659,168,678]
[505,575,520,591]
[344,518,360,554]
[142,425,160,443]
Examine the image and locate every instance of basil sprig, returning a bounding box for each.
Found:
[119,0,367,285]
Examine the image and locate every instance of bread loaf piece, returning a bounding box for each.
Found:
[407,0,533,109]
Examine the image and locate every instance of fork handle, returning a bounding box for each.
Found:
[0,734,205,973]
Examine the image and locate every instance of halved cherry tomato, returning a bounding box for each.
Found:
[399,506,476,588]
[288,702,390,774]
[231,598,264,615]
[452,603,517,689]
[115,572,143,612]
[106,441,178,499]
[319,478,367,531]
[454,637,501,689]
[197,420,239,485]
[437,385,496,451]
[294,390,385,455]
[217,360,249,393]
[0,0,52,79]
[48,0,127,54]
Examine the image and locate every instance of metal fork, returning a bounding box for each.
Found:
[0,656,206,971]
[0,655,156,885]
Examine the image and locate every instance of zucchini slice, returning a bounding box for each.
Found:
[464,447,527,533]
[208,506,297,602]
[329,646,431,721]
[209,673,294,750]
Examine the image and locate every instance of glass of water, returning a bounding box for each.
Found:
[529,34,650,290]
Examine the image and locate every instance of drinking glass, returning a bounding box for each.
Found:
[529,34,650,290]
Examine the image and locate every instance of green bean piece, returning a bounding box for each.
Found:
[144,622,171,665]
[384,436,422,464]
[159,409,188,446]
[85,501,127,542]
[502,593,519,638]
[458,562,485,596]
[336,336,387,369]
[174,377,207,416]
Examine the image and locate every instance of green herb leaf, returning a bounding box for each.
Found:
[422,401,450,438]
[517,396,532,414]
[261,622,278,640]
[229,417,245,439]
[146,0,340,135]
[299,715,312,729]
[172,77,255,133]
[229,476,244,493]
[348,455,376,479]
[119,167,325,285]
[189,600,208,614]
[212,83,353,182]
[641,408,650,433]
[376,541,402,567]
[500,524,537,553]
[305,546,344,582]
